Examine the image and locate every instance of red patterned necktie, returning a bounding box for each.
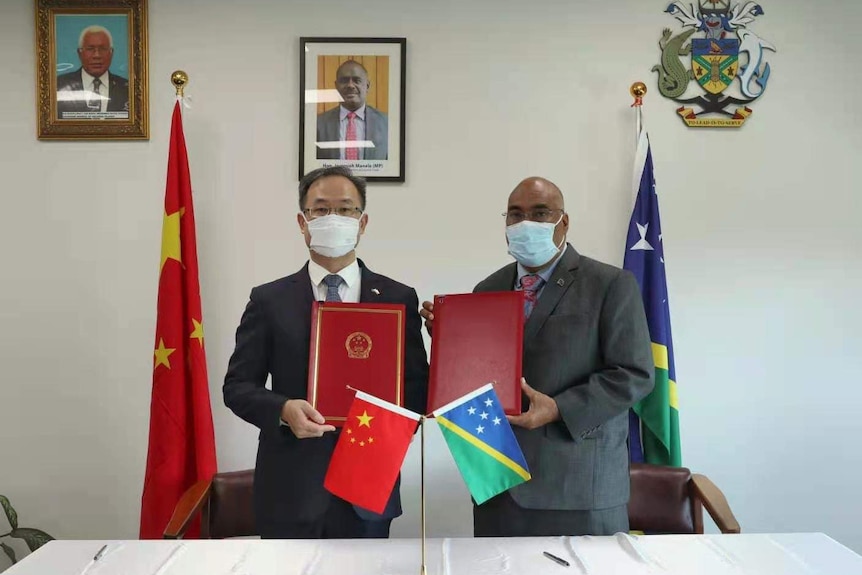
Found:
[345,111,359,160]
[520,274,543,318]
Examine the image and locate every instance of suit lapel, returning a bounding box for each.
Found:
[287,263,315,337]
[523,246,580,345]
[487,264,518,292]
[290,262,315,299]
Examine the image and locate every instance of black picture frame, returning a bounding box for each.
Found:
[299,37,406,182]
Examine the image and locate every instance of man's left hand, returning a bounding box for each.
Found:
[507,378,560,429]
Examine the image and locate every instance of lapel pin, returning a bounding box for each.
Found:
[371,288,380,295]
[557,278,565,287]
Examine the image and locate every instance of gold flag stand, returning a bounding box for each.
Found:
[419,415,427,575]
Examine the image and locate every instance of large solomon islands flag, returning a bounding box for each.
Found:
[623,128,682,467]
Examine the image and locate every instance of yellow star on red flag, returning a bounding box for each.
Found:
[356,410,374,428]
[190,318,204,347]
[154,338,176,369]
[160,208,185,271]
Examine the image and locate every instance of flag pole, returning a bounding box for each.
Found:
[630,81,646,142]
[420,415,427,575]
[630,81,647,205]
[627,80,648,462]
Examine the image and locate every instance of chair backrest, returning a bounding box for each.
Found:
[628,463,703,534]
[199,465,705,537]
[204,469,256,539]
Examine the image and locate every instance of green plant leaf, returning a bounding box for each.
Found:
[10,528,54,552]
[0,496,18,530]
[0,541,16,565]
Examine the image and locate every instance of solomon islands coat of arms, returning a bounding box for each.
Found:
[652,1,776,127]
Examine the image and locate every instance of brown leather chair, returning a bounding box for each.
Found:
[163,469,256,539]
[165,464,740,538]
[628,463,740,534]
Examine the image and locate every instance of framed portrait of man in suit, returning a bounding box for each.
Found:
[35,0,149,140]
[299,38,406,182]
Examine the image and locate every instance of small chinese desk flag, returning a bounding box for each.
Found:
[324,390,420,513]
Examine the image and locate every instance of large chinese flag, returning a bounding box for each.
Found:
[324,391,420,514]
[139,101,217,539]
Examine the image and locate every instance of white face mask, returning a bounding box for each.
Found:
[302,213,361,258]
[506,215,564,268]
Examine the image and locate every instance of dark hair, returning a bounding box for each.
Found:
[298,166,367,211]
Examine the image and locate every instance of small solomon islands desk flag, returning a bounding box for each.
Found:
[433,383,531,504]
[324,390,421,514]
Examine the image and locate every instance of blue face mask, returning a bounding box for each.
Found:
[506,216,564,268]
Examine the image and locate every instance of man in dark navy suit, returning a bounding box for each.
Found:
[55,25,129,118]
[224,166,428,538]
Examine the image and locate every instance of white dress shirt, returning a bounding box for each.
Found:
[307,258,361,303]
[280,258,362,428]
[81,69,109,112]
[337,105,367,160]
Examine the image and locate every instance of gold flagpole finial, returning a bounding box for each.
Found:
[171,70,189,97]
[630,81,647,108]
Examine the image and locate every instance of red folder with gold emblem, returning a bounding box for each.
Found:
[427,291,524,416]
[307,301,406,426]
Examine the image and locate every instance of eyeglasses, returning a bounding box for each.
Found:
[503,209,564,225]
[303,206,363,219]
[80,46,112,55]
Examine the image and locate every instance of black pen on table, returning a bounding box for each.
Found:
[78,544,108,575]
[543,551,570,567]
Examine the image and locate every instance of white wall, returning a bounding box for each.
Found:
[1,0,861,559]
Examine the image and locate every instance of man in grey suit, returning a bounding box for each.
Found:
[421,177,654,536]
[316,60,388,161]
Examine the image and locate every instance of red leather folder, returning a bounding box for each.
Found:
[307,302,406,426]
[427,291,524,416]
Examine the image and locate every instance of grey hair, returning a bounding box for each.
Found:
[299,166,367,211]
[78,25,114,49]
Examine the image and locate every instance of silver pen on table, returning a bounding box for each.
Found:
[615,533,666,571]
[565,537,592,574]
[153,543,187,575]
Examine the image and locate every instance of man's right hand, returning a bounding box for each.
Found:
[281,400,336,438]
[420,300,434,336]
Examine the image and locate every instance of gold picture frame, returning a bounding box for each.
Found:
[35,0,149,140]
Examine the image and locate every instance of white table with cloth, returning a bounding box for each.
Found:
[6,533,862,575]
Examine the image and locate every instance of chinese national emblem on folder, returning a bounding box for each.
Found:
[307,302,406,425]
[345,332,372,359]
